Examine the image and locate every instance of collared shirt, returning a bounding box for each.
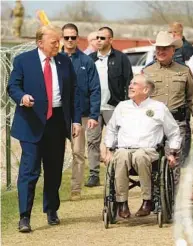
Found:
[95,50,115,111]
[143,61,193,114]
[38,49,61,108]
[84,47,95,55]
[187,55,193,73]
[105,98,181,150]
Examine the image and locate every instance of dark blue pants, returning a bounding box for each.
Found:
[18,108,66,217]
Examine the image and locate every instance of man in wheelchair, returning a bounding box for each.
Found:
[102,74,182,220]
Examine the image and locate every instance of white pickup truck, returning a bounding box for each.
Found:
[122,46,155,74]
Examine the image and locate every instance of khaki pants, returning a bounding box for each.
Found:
[71,118,88,192]
[113,148,159,202]
[87,110,114,177]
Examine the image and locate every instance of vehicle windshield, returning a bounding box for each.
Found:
[126,52,146,66]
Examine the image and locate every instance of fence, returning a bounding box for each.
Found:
[0,42,73,190]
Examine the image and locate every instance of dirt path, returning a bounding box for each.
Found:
[2,186,174,246]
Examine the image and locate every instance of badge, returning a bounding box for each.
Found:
[146,109,154,117]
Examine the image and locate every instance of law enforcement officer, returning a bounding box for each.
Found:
[169,22,193,158]
[86,26,133,187]
[102,74,181,219]
[143,31,193,184]
[61,23,101,201]
[11,0,24,37]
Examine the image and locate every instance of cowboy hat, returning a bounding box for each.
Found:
[150,31,183,49]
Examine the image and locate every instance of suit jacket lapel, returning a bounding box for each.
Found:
[33,49,47,95]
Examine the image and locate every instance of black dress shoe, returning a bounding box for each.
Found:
[18,217,31,232]
[85,176,100,187]
[47,211,60,225]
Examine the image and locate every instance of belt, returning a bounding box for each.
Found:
[109,147,139,151]
[52,107,63,115]
[119,147,139,149]
[171,105,186,122]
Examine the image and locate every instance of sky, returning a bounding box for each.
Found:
[2,0,148,21]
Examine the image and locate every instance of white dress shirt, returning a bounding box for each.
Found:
[105,98,181,150]
[38,49,62,108]
[95,50,115,111]
[186,55,193,73]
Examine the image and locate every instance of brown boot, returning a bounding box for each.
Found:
[135,200,152,217]
[117,201,131,219]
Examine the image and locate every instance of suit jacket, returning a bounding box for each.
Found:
[7,48,81,143]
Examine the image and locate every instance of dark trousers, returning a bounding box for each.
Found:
[17,108,66,217]
[184,119,191,158]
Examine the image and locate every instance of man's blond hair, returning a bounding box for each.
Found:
[169,22,183,35]
[87,31,97,42]
[36,24,62,43]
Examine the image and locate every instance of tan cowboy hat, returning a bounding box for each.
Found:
[150,31,183,49]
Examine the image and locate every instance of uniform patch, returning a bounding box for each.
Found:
[146,109,154,117]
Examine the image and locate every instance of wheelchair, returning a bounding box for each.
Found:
[102,144,175,229]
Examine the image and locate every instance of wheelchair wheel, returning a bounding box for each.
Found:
[160,156,174,224]
[165,162,174,222]
[108,200,117,224]
[103,206,109,229]
[103,162,117,228]
[158,211,163,228]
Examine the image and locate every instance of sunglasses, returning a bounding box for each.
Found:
[96,36,107,40]
[63,36,77,41]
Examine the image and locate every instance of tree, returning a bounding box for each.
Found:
[51,1,103,22]
[140,1,193,26]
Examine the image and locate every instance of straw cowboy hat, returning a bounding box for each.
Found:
[151,31,183,49]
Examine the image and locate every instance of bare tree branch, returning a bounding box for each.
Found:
[137,1,193,26]
[144,1,169,24]
[185,2,193,26]
[51,1,103,22]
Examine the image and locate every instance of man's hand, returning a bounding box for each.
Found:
[167,155,176,168]
[21,94,34,107]
[100,143,107,162]
[87,119,98,129]
[103,148,113,165]
[72,124,81,138]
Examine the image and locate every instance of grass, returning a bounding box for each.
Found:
[1,163,106,234]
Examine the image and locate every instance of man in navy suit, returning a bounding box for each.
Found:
[7,25,81,232]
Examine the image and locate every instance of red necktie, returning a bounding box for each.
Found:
[43,57,53,119]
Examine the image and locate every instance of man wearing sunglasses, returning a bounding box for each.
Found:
[61,23,101,200]
[85,26,133,187]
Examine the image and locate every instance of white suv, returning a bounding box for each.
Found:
[122,46,155,74]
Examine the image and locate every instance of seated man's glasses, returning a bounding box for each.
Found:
[96,36,107,40]
[63,36,77,41]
